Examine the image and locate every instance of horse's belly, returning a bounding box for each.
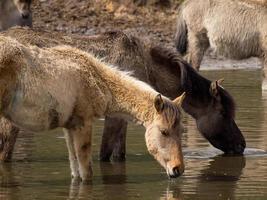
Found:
[4,91,72,132]
[207,31,260,59]
[5,105,53,132]
[205,10,261,59]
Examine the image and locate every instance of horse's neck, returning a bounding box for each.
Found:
[182,77,212,119]
[149,58,210,119]
[95,62,157,125]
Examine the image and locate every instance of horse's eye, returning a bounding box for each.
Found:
[161,130,169,136]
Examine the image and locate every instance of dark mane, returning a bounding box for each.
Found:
[150,46,236,118]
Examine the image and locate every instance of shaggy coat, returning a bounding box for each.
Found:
[175,0,267,77]
[0,27,245,162]
[0,36,185,180]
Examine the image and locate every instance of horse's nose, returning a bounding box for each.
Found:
[169,166,184,178]
[22,13,30,19]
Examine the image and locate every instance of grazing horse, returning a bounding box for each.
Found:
[175,0,267,88]
[0,36,186,180]
[0,0,32,31]
[0,27,245,163]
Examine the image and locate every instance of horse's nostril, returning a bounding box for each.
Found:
[236,144,245,154]
[172,166,182,177]
[22,13,29,19]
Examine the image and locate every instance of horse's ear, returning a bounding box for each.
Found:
[173,92,186,106]
[217,78,224,86]
[210,78,224,98]
[154,94,164,113]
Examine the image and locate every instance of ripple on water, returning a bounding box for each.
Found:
[184,147,267,159]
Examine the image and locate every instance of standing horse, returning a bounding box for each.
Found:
[0,36,185,180]
[0,0,32,31]
[175,0,267,88]
[0,27,245,163]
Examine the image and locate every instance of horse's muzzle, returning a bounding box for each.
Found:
[168,166,184,178]
[21,13,30,19]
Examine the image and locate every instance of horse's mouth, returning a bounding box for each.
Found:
[166,167,183,178]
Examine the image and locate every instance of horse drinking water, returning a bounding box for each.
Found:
[0,27,246,162]
[0,36,185,181]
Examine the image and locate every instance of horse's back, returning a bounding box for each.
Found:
[205,0,264,58]
[182,0,266,58]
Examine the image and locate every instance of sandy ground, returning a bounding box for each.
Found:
[31,0,262,70]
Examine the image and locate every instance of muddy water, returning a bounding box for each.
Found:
[0,70,267,200]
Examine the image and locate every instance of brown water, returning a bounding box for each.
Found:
[0,70,267,200]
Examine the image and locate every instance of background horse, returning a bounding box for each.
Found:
[0,0,32,31]
[0,27,245,163]
[0,36,185,181]
[175,0,267,87]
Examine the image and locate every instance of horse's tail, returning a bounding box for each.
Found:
[174,9,188,55]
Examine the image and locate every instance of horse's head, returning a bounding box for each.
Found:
[13,0,32,19]
[145,93,185,178]
[195,79,246,154]
[149,46,245,155]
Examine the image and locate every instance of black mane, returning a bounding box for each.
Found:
[150,46,236,118]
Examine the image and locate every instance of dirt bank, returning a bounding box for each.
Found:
[32,0,182,48]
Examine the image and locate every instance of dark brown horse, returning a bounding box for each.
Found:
[0,27,245,162]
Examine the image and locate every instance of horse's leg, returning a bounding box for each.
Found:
[0,117,19,161]
[63,128,80,179]
[100,116,127,162]
[186,31,209,70]
[263,60,267,90]
[262,45,267,90]
[70,121,93,182]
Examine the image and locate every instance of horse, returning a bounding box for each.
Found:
[0,36,186,181]
[0,0,32,31]
[0,27,245,162]
[175,0,267,88]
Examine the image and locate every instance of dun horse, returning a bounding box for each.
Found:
[0,0,32,31]
[175,0,267,88]
[0,27,246,162]
[0,36,186,180]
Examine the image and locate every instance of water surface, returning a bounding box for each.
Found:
[0,70,267,200]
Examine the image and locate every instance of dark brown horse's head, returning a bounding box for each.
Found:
[150,46,246,154]
[194,79,245,154]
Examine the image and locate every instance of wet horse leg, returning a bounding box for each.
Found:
[0,117,19,161]
[262,47,267,90]
[69,121,93,182]
[186,31,209,70]
[100,116,127,162]
[64,128,80,179]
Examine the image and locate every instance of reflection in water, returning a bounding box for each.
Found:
[99,162,127,185]
[68,181,92,200]
[160,156,245,200]
[0,70,266,199]
[195,156,245,200]
[0,163,21,200]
